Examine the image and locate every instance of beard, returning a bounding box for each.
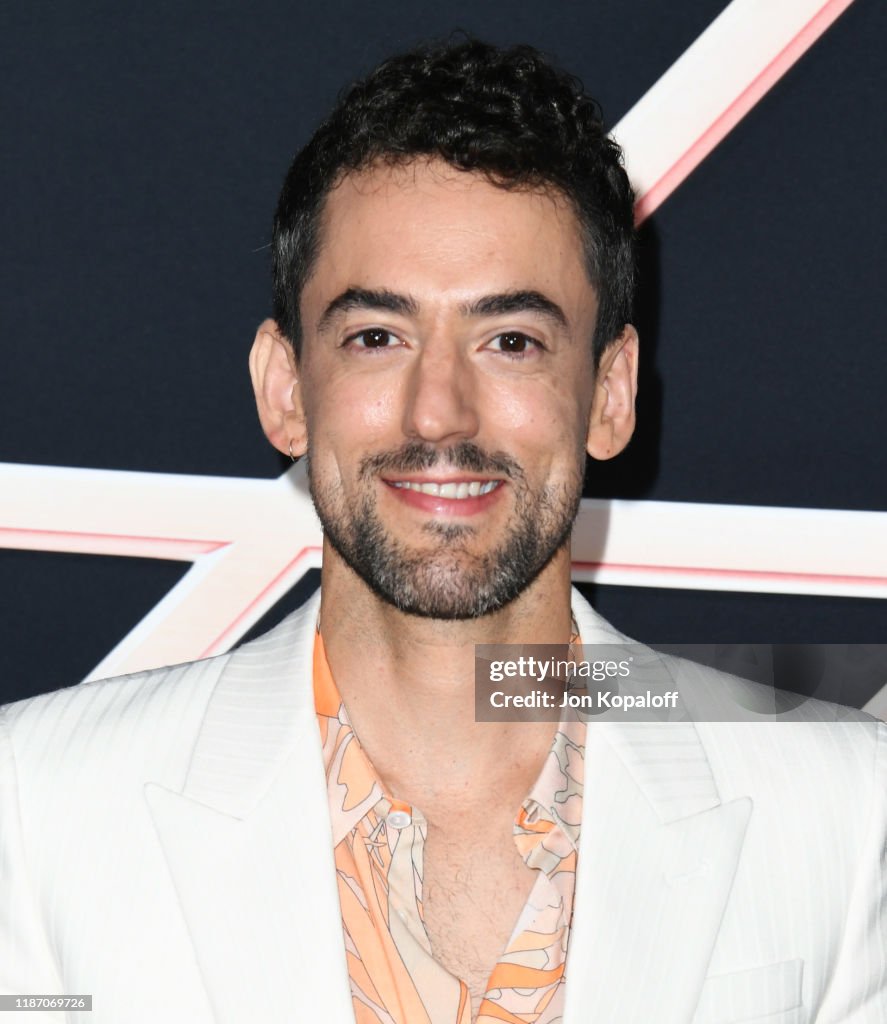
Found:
[307,439,584,620]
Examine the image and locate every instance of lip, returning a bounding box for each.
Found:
[382,476,506,516]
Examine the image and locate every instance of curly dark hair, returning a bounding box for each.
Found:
[272,38,636,366]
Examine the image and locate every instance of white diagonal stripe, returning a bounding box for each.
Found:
[614,0,855,217]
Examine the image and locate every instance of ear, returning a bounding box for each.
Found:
[248,318,307,458]
[585,324,639,460]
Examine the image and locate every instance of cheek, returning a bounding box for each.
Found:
[359,389,398,431]
[306,376,399,465]
[486,381,587,447]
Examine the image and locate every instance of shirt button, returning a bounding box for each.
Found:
[386,809,412,829]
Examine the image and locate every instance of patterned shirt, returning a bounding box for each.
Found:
[313,630,585,1023]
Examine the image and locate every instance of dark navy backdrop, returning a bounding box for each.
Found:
[2,1,885,701]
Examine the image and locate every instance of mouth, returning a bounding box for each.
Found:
[382,476,505,516]
[387,479,501,500]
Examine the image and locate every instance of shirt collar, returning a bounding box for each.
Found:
[313,625,585,851]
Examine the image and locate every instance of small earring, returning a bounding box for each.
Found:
[288,440,298,463]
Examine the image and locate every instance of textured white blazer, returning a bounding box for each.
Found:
[1,590,885,1023]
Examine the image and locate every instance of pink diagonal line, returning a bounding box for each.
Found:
[634,0,855,224]
[571,560,887,587]
[0,527,227,557]
[198,545,323,658]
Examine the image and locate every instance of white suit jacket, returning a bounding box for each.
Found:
[1,589,885,1023]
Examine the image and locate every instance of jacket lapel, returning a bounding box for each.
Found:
[144,586,752,1024]
[564,591,753,1023]
[144,592,355,1024]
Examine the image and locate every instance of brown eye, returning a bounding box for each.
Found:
[499,332,528,353]
[357,328,393,348]
[489,332,541,356]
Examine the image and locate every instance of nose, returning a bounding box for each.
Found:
[401,337,480,445]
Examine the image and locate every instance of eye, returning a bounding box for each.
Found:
[487,331,542,357]
[345,328,399,349]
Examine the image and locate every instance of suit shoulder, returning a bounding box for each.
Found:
[657,651,884,788]
[0,590,321,783]
[0,653,230,782]
[661,650,879,726]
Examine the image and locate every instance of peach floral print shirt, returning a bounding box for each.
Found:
[314,629,585,1023]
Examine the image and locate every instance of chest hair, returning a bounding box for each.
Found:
[421,822,538,1017]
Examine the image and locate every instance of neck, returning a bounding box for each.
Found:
[318,541,575,814]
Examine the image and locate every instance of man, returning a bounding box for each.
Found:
[1,39,884,1024]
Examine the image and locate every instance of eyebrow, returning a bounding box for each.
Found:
[316,286,570,334]
[316,288,419,333]
[461,290,569,331]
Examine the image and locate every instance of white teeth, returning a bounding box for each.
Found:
[391,480,500,499]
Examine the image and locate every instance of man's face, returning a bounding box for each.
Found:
[293,159,610,618]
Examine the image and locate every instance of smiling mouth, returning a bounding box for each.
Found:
[387,480,502,500]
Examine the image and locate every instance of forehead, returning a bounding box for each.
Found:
[302,159,594,319]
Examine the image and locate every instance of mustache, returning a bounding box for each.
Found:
[359,441,524,480]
